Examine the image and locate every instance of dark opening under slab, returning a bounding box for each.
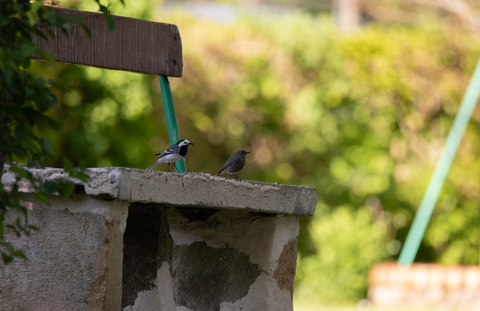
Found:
[121,203,173,309]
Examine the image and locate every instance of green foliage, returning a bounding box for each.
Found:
[295,206,388,302]
[25,1,480,303]
[0,0,114,265]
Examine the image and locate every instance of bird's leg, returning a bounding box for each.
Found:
[173,162,179,172]
[167,163,173,172]
[232,173,241,180]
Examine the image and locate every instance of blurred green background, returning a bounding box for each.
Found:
[26,0,480,309]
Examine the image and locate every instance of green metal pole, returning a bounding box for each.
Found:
[398,58,480,265]
[159,75,186,172]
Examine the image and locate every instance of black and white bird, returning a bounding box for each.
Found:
[215,150,250,180]
[146,139,194,172]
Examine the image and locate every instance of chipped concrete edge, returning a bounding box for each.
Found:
[1,165,317,216]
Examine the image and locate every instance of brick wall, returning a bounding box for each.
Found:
[369,262,480,309]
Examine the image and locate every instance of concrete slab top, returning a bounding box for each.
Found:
[2,166,317,216]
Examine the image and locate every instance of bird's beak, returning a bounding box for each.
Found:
[189,142,195,146]
[246,151,251,154]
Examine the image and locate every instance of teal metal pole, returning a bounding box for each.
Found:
[398,58,480,265]
[159,75,186,172]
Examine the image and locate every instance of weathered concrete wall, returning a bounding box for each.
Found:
[0,194,128,311]
[1,166,316,311]
[120,205,299,311]
[169,208,299,311]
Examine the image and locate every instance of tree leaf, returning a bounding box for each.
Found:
[30,0,45,14]
[43,138,52,153]
[34,192,50,205]
[58,181,75,198]
[11,250,27,260]
[98,5,115,30]
[36,50,55,63]
[63,157,73,172]
[43,180,60,195]
[81,24,92,39]
[0,216,4,239]
[9,165,32,180]
[2,253,13,265]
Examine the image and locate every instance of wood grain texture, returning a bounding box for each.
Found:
[31,7,183,77]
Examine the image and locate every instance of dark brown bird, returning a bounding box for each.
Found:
[215,150,250,180]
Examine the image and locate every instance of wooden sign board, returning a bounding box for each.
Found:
[32,7,182,77]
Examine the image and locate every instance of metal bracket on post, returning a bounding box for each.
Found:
[159,75,186,173]
[398,58,480,265]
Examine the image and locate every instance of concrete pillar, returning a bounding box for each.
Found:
[0,194,128,311]
[1,167,316,311]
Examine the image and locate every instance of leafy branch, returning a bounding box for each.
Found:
[0,0,117,264]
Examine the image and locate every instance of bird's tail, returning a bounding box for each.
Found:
[215,170,222,177]
[146,161,159,171]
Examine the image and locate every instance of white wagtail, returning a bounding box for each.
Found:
[146,139,194,172]
[215,150,250,180]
